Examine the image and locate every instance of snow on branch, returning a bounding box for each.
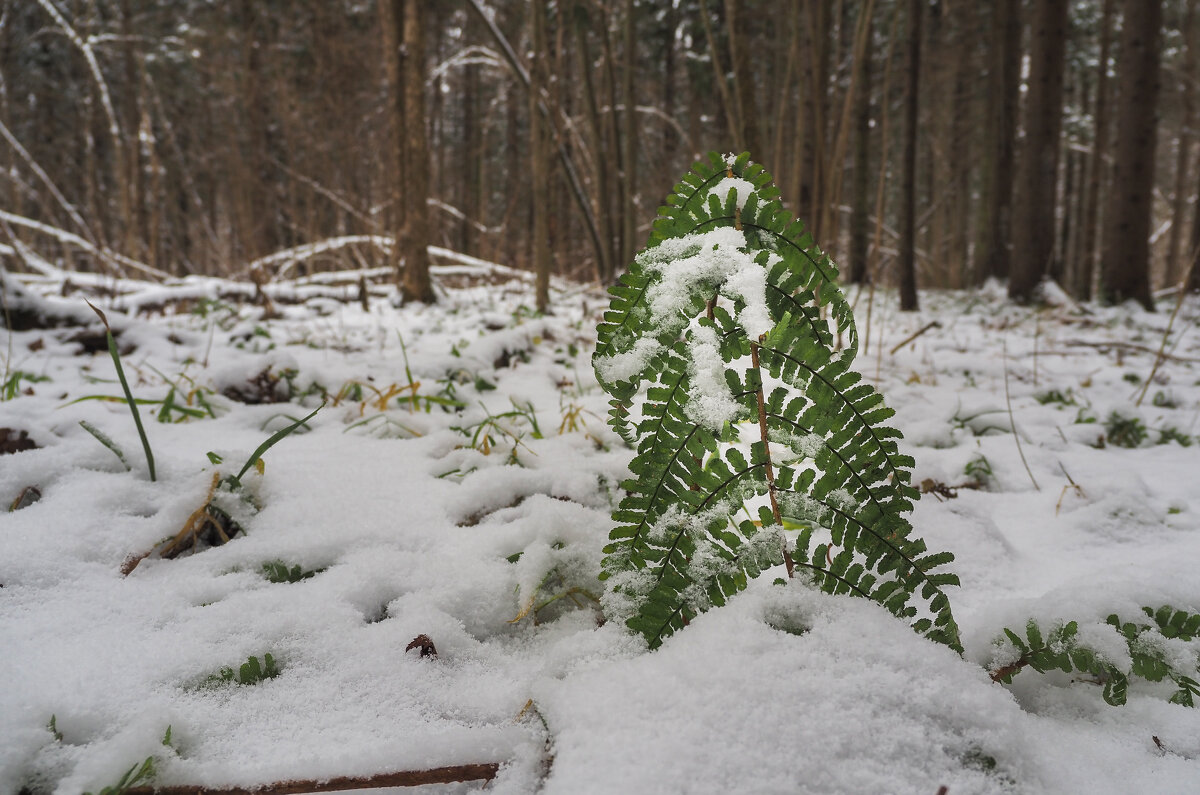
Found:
[0,210,169,280]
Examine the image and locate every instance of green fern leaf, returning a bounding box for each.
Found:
[594,153,960,651]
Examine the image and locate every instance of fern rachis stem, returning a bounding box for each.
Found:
[751,336,793,578]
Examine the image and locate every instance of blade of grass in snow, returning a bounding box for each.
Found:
[86,301,155,481]
[78,420,130,471]
[227,403,324,488]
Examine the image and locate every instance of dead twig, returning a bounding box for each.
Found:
[123,473,238,575]
[1061,339,1200,364]
[889,320,942,355]
[1136,246,1199,406]
[1003,341,1040,492]
[123,763,501,794]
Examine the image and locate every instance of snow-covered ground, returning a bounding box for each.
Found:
[2,268,1199,794]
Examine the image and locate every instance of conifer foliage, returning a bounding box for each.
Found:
[593,153,961,651]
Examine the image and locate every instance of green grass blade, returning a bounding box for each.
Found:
[231,403,324,486]
[87,301,155,482]
[79,420,131,471]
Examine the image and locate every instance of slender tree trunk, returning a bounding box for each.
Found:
[572,1,615,281]
[848,5,873,284]
[660,0,678,185]
[1077,0,1115,300]
[622,0,638,265]
[1099,0,1161,310]
[1189,158,1200,290]
[399,0,434,302]
[463,53,481,256]
[1165,0,1196,287]
[1009,0,1069,302]
[898,0,922,311]
[600,13,626,269]
[530,0,551,312]
[946,3,973,288]
[237,0,274,262]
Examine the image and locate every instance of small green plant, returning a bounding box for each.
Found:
[222,403,323,490]
[81,725,174,795]
[146,366,219,422]
[950,407,1010,436]
[2,370,49,400]
[1156,426,1193,447]
[47,714,63,742]
[1104,411,1147,448]
[83,757,156,795]
[593,153,959,651]
[992,607,1200,707]
[1035,388,1076,406]
[211,654,280,686]
[509,562,601,626]
[963,454,994,486]
[1122,372,1142,385]
[451,400,543,462]
[122,406,322,575]
[87,302,155,481]
[262,561,323,583]
[1151,390,1178,409]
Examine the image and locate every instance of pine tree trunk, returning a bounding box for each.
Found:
[898,0,922,312]
[1099,0,1161,310]
[1009,0,1069,302]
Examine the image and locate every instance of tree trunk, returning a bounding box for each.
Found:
[1165,0,1196,287]
[572,1,615,282]
[1076,0,1115,300]
[1099,0,1161,310]
[848,5,873,285]
[1009,0,1068,302]
[724,0,762,157]
[975,0,1020,284]
[1190,156,1200,289]
[622,0,638,265]
[399,0,434,303]
[898,0,922,312]
[530,0,551,312]
[237,0,274,262]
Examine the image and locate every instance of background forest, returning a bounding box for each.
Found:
[0,0,1198,306]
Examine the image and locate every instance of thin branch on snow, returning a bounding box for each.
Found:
[0,210,169,280]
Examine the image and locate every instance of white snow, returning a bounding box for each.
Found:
[684,324,742,429]
[2,268,1200,794]
[709,175,756,211]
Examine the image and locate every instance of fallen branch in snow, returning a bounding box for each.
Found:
[1061,339,1200,364]
[888,320,942,355]
[0,209,169,280]
[123,763,502,794]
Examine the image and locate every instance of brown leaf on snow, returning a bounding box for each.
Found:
[405,634,438,658]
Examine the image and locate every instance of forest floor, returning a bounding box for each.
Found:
[2,264,1200,794]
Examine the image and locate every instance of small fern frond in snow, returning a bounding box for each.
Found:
[594,153,960,651]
